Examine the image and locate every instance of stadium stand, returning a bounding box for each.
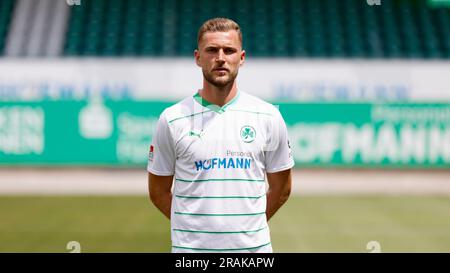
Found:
[3,0,69,56]
[0,0,14,53]
[62,0,450,58]
[0,0,449,58]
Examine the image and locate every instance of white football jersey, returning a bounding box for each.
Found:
[147,90,294,253]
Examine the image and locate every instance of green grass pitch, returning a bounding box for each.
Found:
[1,195,450,252]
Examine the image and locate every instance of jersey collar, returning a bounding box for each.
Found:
[193,90,240,114]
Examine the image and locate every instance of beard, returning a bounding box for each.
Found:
[202,68,239,88]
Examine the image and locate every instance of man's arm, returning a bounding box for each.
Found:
[266,168,292,221]
[148,172,174,219]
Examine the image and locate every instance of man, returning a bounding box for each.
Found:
[148,18,293,253]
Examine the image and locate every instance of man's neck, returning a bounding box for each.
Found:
[200,81,238,107]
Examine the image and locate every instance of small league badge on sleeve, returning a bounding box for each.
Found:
[148,145,154,161]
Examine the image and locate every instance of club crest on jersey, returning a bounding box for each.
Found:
[240,125,256,143]
[148,145,154,161]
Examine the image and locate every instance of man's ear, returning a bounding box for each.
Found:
[240,50,246,66]
[194,49,201,67]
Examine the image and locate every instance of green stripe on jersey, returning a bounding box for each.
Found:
[174,211,266,216]
[228,109,273,116]
[172,226,268,234]
[175,194,265,199]
[172,242,271,252]
[168,110,213,124]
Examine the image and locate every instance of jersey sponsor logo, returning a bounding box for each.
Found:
[148,145,154,161]
[194,157,252,171]
[240,125,256,143]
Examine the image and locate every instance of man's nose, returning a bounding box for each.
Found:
[216,49,225,62]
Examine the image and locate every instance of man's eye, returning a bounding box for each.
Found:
[206,48,217,53]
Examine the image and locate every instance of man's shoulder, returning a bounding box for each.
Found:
[235,91,279,116]
[159,95,197,124]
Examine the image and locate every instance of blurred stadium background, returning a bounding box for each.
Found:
[0,0,450,252]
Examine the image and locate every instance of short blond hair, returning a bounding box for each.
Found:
[197,18,242,47]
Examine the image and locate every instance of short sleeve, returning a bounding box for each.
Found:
[147,111,176,176]
[264,109,295,173]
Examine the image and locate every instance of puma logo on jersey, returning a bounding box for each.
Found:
[188,130,202,138]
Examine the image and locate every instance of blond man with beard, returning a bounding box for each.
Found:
[148,18,293,253]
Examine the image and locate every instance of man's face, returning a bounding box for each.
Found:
[195,30,245,88]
